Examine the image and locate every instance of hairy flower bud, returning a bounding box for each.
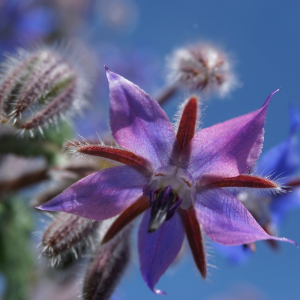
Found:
[83,228,131,300]
[42,212,101,268]
[0,47,89,137]
[167,43,238,97]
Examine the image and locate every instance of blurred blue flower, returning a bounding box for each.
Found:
[0,0,56,52]
[74,45,161,138]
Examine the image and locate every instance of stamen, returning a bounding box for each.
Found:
[148,186,182,232]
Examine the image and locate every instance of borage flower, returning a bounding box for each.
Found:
[38,68,295,294]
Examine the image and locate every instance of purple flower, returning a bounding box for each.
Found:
[37,68,295,294]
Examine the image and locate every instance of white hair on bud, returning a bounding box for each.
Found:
[41,212,101,268]
[166,42,239,98]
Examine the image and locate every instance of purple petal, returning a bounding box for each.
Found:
[106,67,179,169]
[37,165,147,220]
[180,90,278,184]
[138,209,185,294]
[194,186,296,246]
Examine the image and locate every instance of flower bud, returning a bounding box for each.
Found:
[83,227,131,300]
[167,43,237,97]
[42,212,101,268]
[0,47,89,137]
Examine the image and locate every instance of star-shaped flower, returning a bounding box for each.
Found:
[37,68,295,294]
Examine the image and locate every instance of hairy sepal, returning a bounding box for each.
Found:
[211,175,283,195]
[176,96,199,151]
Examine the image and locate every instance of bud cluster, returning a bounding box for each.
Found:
[41,209,132,299]
[0,47,89,137]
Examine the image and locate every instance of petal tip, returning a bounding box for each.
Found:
[262,89,280,107]
[154,289,166,295]
[273,236,297,247]
[35,204,44,210]
[144,277,166,295]
[35,203,56,212]
[286,238,297,247]
[270,88,281,98]
[105,66,120,83]
[271,88,281,98]
[35,198,64,213]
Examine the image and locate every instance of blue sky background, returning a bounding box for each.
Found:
[1,1,300,299]
[109,1,300,300]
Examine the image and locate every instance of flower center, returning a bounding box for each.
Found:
[145,166,195,232]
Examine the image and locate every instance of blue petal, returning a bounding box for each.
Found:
[256,106,299,182]
[289,103,300,135]
[138,210,185,294]
[271,188,300,226]
[16,7,56,37]
[213,242,251,264]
